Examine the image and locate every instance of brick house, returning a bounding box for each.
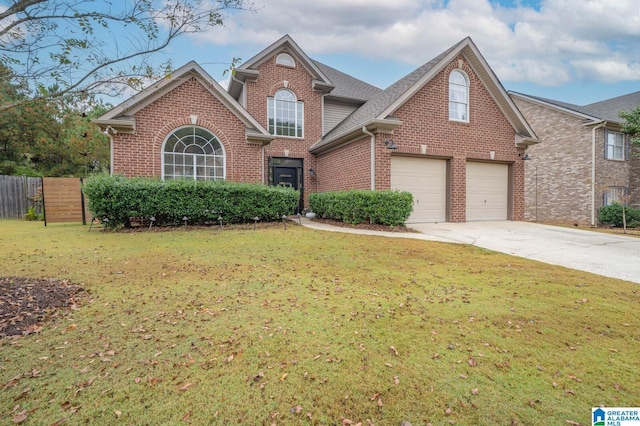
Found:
[510,91,640,225]
[94,35,538,223]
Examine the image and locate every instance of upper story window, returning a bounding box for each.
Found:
[162,126,225,181]
[276,53,295,67]
[449,70,469,122]
[268,89,304,138]
[605,130,628,161]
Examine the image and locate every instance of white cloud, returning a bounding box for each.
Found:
[189,0,640,87]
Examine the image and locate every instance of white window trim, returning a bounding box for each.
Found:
[161,126,226,181]
[449,69,469,123]
[276,53,295,68]
[268,89,304,139]
[605,130,627,161]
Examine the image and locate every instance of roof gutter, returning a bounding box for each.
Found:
[309,118,402,154]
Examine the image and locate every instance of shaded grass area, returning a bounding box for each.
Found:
[0,220,639,425]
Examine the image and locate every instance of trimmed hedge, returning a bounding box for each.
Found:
[82,174,300,228]
[599,203,640,228]
[309,190,413,227]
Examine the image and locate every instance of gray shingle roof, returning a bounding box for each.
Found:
[321,40,464,143]
[511,91,640,124]
[583,91,640,122]
[312,60,382,102]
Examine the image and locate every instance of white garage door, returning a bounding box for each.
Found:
[391,157,447,223]
[466,162,509,221]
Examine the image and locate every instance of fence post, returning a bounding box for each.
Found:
[41,177,47,226]
[22,175,28,216]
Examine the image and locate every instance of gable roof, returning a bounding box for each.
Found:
[93,61,273,144]
[509,90,640,125]
[228,34,336,99]
[311,37,539,153]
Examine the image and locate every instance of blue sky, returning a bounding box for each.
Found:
[157,0,639,106]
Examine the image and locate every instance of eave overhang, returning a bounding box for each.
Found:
[309,118,402,154]
[515,134,541,148]
[91,118,135,134]
[246,131,275,146]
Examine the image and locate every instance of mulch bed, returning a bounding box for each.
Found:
[311,218,416,233]
[0,277,84,338]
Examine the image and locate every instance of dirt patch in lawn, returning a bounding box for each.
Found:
[0,277,84,338]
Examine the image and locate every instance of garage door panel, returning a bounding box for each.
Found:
[391,157,447,223]
[466,162,508,221]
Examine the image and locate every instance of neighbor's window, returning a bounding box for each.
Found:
[606,130,627,160]
[268,89,304,138]
[449,70,469,122]
[276,53,295,67]
[604,186,627,206]
[163,126,224,181]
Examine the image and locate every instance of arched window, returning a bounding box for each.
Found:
[162,126,225,181]
[267,89,304,138]
[276,53,295,67]
[449,70,469,122]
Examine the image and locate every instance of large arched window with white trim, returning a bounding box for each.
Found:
[163,126,225,181]
[267,89,304,138]
[449,70,469,122]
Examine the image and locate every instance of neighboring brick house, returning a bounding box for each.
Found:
[510,92,640,225]
[94,35,539,223]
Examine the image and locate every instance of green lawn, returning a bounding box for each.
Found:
[1,220,638,425]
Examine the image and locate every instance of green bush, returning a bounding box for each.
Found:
[599,203,640,228]
[82,174,300,228]
[24,206,43,221]
[309,190,413,227]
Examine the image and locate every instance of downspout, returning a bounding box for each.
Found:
[262,145,265,184]
[104,126,115,176]
[362,126,375,190]
[591,120,607,226]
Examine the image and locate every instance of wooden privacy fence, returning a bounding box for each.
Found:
[0,175,43,219]
[41,177,89,225]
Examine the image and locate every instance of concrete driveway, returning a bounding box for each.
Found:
[410,221,640,284]
[297,218,640,283]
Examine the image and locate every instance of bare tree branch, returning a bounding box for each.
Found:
[0,0,253,112]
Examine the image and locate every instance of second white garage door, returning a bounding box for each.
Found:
[466,162,509,221]
[391,157,447,223]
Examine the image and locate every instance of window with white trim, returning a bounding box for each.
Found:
[449,70,469,122]
[276,53,295,67]
[163,126,224,181]
[605,130,627,160]
[268,89,304,138]
[603,186,627,206]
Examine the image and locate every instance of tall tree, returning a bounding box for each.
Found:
[0,0,252,111]
[619,107,640,148]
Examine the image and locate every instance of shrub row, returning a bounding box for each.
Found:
[599,203,640,228]
[83,174,300,228]
[309,190,413,227]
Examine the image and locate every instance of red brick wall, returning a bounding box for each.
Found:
[317,137,373,192]
[243,50,323,205]
[112,77,263,182]
[377,56,525,221]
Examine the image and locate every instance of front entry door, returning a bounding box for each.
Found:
[274,167,297,189]
[269,157,304,214]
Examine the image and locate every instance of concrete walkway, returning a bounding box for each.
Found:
[295,217,640,284]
